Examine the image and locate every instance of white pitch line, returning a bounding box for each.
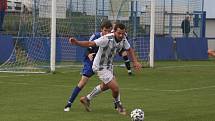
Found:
[0,70,80,78]
[0,81,29,85]
[156,64,215,69]
[121,85,215,92]
[0,80,215,93]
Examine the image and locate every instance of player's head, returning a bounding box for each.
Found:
[113,22,126,41]
[100,20,112,36]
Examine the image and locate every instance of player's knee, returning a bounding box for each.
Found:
[78,79,88,88]
[78,84,85,89]
[111,87,119,93]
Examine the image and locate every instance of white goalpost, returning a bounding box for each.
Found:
[150,0,155,68]
[0,0,155,73]
[50,0,56,72]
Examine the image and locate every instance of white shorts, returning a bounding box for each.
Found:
[96,68,114,84]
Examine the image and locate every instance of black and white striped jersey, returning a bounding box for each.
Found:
[92,33,130,71]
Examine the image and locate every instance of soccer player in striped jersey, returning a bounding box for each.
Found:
[64,20,112,112]
[69,23,142,115]
[112,21,132,75]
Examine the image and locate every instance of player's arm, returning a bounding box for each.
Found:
[69,37,96,47]
[126,48,142,71]
[86,34,97,60]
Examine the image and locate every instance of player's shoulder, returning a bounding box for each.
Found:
[105,33,114,40]
[94,32,102,37]
[89,32,102,41]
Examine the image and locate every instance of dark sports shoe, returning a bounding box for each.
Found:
[113,101,117,110]
[64,103,71,112]
[115,101,127,115]
[80,96,91,112]
[128,72,132,76]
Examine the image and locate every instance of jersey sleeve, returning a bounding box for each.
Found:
[89,34,96,41]
[94,36,109,47]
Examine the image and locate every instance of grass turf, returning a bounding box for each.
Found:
[1,60,215,121]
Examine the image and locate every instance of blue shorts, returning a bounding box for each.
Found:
[81,59,94,78]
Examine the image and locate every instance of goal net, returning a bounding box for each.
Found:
[0,0,204,73]
[0,0,96,73]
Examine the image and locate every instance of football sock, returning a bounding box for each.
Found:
[123,56,131,73]
[67,86,82,105]
[114,93,121,103]
[86,85,102,101]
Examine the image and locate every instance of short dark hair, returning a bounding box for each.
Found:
[114,22,126,31]
[100,20,112,29]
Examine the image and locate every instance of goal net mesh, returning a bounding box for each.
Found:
[0,0,204,73]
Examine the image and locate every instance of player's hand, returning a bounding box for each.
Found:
[133,61,142,71]
[88,53,95,61]
[69,37,78,45]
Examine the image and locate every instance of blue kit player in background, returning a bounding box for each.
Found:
[64,20,113,112]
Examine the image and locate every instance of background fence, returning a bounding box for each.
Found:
[0,0,206,72]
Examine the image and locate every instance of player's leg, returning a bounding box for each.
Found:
[106,77,126,115]
[85,82,109,100]
[98,69,126,115]
[64,62,94,112]
[81,81,121,110]
[80,82,109,112]
[119,50,132,75]
[64,76,89,112]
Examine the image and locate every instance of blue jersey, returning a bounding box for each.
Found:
[81,32,102,77]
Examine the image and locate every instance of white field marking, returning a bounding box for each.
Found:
[121,85,215,92]
[0,70,80,78]
[0,80,215,93]
[0,75,29,78]
[0,64,213,77]
[60,70,80,74]
[156,64,215,69]
[0,81,29,85]
[0,74,48,78]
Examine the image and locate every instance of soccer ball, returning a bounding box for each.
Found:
[130,108,144,121]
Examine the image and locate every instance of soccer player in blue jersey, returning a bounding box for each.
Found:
[64,20,113,112]
[69,23,142,115]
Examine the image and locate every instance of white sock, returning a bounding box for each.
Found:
[128,70,132,73]
[86,85,102,100]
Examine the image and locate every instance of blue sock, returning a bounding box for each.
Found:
[68,86,82,104]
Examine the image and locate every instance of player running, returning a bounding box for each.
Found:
[69,23,142,115]
[64,20,113,112]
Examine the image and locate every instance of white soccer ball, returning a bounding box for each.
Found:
[130,108,144,121]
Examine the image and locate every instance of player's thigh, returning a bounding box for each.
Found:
[100,82,109,91]
[82,62,94,78]
[97,68,114,84]
[106,78,119,92]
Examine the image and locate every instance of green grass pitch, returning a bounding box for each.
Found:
[1,60,215,121]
